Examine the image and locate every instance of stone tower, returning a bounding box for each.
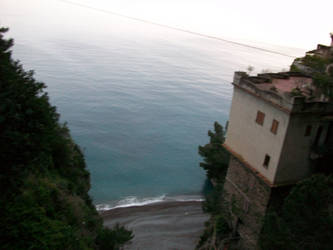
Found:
[222,71,333,249]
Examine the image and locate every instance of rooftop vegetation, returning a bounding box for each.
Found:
[291,54,333,100]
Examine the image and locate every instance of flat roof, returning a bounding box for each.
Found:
[244,72,314,99]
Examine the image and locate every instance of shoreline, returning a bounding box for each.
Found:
[101,200,209,250]
[100,200,202,216]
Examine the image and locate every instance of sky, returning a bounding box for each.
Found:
[0,0,332,49]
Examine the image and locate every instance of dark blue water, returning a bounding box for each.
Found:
[8,15,300,208]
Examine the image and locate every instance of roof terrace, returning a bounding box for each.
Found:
[233,71,333,114]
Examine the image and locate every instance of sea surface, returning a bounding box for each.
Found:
[2,2,304,209]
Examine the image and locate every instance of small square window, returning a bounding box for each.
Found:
[271,119,279,134]
[263,154,270,168]
[304,125,312,136]
[256,111,265,125]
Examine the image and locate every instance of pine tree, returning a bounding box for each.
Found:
[198,121,229,181]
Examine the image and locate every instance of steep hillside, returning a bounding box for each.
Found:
[0,27,132,249]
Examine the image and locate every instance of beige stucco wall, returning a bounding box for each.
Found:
[225,87,290,183]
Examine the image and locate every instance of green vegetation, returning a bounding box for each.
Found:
[290,87,304,97]
[96,224,134,250]
[0,28,133,249]
[197,182,233,250]
[198,121,229,181]
[197,122,231,249]
[198,121,333,250]
[198,114,333,250]
[291,54,333,99]
[260,174,333,250]
[301,55,331,73]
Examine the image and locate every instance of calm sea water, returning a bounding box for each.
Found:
[7,13,302,208]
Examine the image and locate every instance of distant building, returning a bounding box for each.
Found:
[222,68,333,248]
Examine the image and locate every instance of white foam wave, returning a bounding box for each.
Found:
[96,194,204,211]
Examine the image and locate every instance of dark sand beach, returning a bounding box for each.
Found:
[101,201,209,250]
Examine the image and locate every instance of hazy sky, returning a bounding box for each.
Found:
[1,0,332,49]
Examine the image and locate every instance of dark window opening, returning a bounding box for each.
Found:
[314,126,323,146]
[271,119,279,134]
[256,111,265,125]
[325,124,331,145]
[237,217,244,225]
[263,154,270,168]
[304,125,312,136]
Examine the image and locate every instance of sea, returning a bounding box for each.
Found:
[1,1,304,210]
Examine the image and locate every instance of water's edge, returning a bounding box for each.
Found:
[96,194,204,211]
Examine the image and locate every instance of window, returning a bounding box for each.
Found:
[304,125,312,136]
[263,154,270,168]
[256,111,265,125]
[271,119,279,134]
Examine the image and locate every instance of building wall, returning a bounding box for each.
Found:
[225,87,290,183]
[223,156,271,250]
[274,114,330,184]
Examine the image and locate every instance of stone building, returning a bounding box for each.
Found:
[222,69,333,249]
[292,33,333,74]
[306,33,333,59]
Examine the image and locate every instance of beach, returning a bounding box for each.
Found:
[101,201,209,250]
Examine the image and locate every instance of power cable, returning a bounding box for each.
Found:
[56,0,297,59]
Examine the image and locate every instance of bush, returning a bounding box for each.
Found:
[260,174,333,250]
[215,215,230,236]
[96,224,134,250]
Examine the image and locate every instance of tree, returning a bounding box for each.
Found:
[0,27,60,194]
[247,65,254,74]
[0,27,132,249]
[260,174,333,250]
[198,121,230,181]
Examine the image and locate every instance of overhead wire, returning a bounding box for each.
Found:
[56,0,298,59]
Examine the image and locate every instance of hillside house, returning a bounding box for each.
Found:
[222,70,333,249]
